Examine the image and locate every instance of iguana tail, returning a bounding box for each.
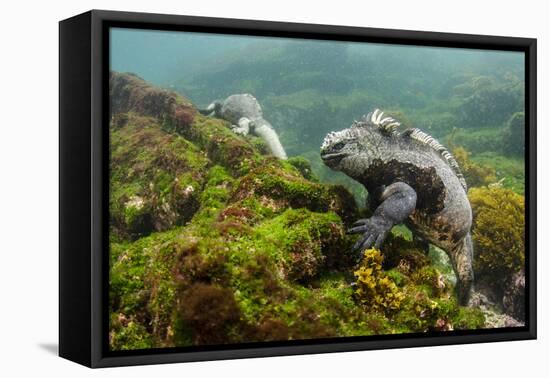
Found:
[254,122,288,160]
[198,100,222,116]
[450,233,474,306]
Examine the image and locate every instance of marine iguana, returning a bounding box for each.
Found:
[200,94,288,159]
[320,109,474,305]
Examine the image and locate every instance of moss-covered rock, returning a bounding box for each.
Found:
[110,114,209,239]
[108,72,498,351]
[230,162,358,224]
[110,71,197,134]
[287,156,318,181]
[109,314,154,351]
[108,73,362,349]
[382,234,431,273]
[257,209,352,282]
[178,283,244,345]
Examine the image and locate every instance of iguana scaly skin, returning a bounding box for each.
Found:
[200,94,288,159]
[320,109,474,305]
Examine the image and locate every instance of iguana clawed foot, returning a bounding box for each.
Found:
[230,117,253,136]
[230,124,249,136]
[348,216,393,255]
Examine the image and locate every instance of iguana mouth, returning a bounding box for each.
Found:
[321,152,348,164]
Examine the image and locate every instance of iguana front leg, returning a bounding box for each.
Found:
[348,182,417,254]
[231,117,252,136]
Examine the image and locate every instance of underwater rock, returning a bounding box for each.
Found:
[382,234,431,272]
[502,269,525,322]
[110,113,208,239]
[178,283,243,345]
[485,313,523,328]
[110,72,197,130]
[287,156,317,181]
[230,162,358,224]
[469,292,524,328]
[262,208,351,282]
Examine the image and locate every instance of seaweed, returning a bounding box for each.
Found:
[178,283,243,344]
[354,249,405,314]
[469,186,525,298]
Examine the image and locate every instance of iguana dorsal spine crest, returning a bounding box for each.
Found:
[356,109,467,191]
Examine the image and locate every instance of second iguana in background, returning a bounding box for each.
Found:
[321,109,474,305]
[200,94,288,159]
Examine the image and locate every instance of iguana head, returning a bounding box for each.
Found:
[320,109,400,177]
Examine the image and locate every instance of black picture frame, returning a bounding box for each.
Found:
[59,9,537,368]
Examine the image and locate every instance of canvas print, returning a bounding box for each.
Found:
[108,27,526,351]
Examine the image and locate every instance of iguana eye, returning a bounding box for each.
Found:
[332,142,346,151]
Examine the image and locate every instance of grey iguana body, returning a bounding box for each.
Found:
[320,109,474,305]
[200,94,288,159]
